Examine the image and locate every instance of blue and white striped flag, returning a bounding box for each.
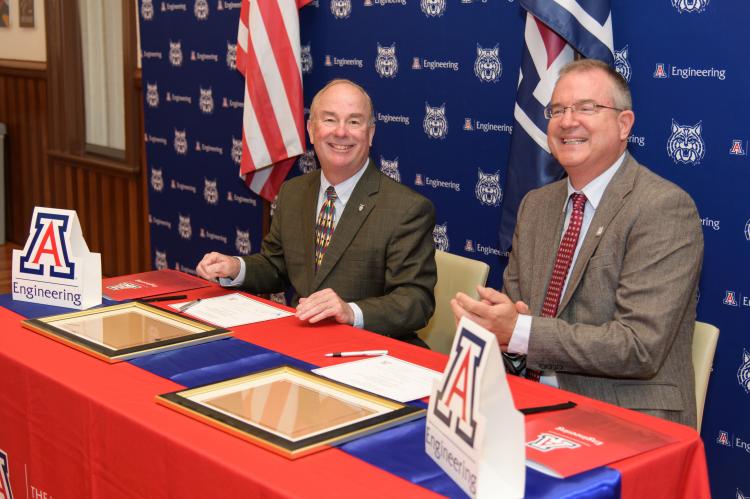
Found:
[499,0,614,251]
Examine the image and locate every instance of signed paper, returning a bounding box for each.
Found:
[170,293,292,328]
[313,355,442,403]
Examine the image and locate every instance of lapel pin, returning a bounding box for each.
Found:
[358,204,365,212]
[595,226,604,237]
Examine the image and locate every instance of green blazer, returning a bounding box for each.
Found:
[503,154,703,427]
[241,161,437,339]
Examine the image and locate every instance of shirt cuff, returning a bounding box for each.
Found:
[218,256,246,287]
[349,302,364,329]
[507,314,531,355]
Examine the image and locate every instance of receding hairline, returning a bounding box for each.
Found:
[308,79,375,124]
[557,59,632,110]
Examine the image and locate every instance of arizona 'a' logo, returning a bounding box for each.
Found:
[464,239,474,252]
[433,223,449,252]
[375,43,398,78]
[194,0,209,20]
[433,328,485,446]
[653,63,668,79]
[423,103,448,140]
[379,157,400,183]
[19,211,75,279]
[301,44,313,74]
[235,228,251,255]
[738,349,750,394]
[154,250,168,270]
[141,0,154,20]
[146,83,160,108]
[0,449,13,499]
[474,45,502,83]
[527,433,581,452]
[169,41,183,67]
[231,137,243,165]
[672,0,709,14]
[203,178,218,205]
[724,290,738,306]
[730,140,747,156]
[420,0,446,17]
[716,430,732,446]
[475,169,502,207]
[174,129,188,155]
[178,215,192,240]
[667,120,705,165]
[614,45,632,82]
[330,0,351,19]
[150,167,164,192]
[199,87,214,114]
[226,42,237,70]
[298,149,317,173]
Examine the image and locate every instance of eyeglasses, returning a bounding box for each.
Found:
[544,100,623,120]
[316,116,370,131]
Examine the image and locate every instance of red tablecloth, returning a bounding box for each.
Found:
[0,288,710,499]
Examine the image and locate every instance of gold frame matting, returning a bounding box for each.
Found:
[156,365,426,459]
[22,301,230,363]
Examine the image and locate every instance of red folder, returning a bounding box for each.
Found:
[102,270,211,301]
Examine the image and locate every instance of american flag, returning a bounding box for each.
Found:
[236,0,310,202]
[498,0,614,250]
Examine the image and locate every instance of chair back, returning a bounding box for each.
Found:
[418,250,490,354]
[693,321,719,432]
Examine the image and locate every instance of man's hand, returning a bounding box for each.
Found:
[296,288,355,325]
[451,286,520,347]
[196,252,241,282]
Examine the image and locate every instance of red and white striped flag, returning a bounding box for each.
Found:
[236,0,310,202]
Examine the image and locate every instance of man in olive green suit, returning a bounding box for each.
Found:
[452,60,703,427]
[197,80,436,345]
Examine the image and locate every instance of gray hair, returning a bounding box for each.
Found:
[558,59,632,110]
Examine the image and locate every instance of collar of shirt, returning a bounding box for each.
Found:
[317,160,370,222]
[565,152,626,212]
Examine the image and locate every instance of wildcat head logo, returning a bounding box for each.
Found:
[203,178,218,205]
[614,45,632,82]
[527,433,581,452]
[473,45,502,83]
[475,169,502,207]
[150,167,164,192]
[301,44,313,74]
[738,349,750,394]
[194,0,209,20]
[173,129,188,155]
[231,137,243,165]
[420,0,446,17]
[178,215,192,240]
[375,44,398,78]
[235,228,251,255]
[154,250,168,270]
[199,87,214,114]
[141,0,154,20]
[298,149,317,173]
[738,489,748,499]
[226,42,237,70]
[667,120,705,165]
[433,223,449,251]
[330,0,351,19]
[672,0,709,14]
[423,103,448,140]
[146,83,160,108]
[169,41,183,67]
[270,292,287,305]
[745,219,750,241]
[0,448,14,499]
[379,157,401,183]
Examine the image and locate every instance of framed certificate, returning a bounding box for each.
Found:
[156,365,426,459]
[22,301,230,363]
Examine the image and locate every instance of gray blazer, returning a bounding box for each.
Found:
[240,161,437,339]
[503,154,703,427]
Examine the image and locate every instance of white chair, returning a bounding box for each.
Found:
[692,321,719,432]
[417,250,490,354]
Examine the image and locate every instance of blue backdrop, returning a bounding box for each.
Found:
[139,1,750,497]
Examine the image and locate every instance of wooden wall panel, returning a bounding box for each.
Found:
[0,61,151,277]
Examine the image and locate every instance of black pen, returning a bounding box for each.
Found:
[519,401,577,415]
[178,299,202,312]
[140,294,188,303]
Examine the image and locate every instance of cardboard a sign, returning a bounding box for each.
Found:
[12,207,102,310]
[425,317,525,498]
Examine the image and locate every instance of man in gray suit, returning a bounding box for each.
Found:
[452,60,703,427]
[197,79,436,345]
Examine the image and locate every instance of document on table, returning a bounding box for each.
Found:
[169,293,292,328]
[312,355,442,403]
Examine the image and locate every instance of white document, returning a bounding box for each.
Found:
[169,293,292,328]
[313,355,442,403]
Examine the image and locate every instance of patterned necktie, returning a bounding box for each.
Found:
[524,192,587,382]
[314,186,338,270]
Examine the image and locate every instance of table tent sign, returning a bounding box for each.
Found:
[426,317,525,498]
[12,206,102,310]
